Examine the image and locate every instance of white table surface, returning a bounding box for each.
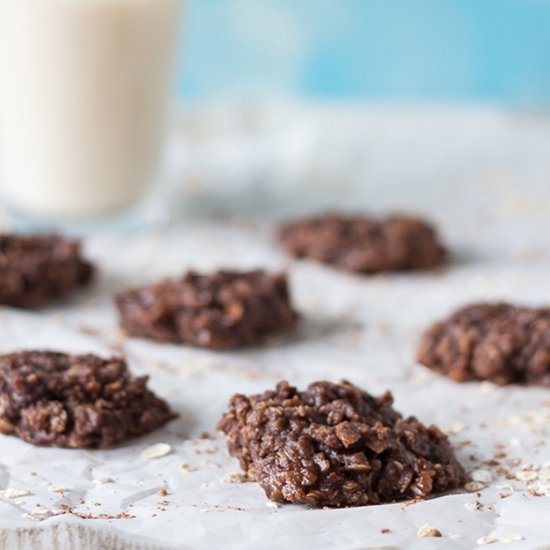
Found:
[1,105,550,549]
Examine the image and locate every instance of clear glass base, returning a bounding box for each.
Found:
[3,190,172,237]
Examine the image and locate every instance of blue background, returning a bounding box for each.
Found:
[176,0,550,104]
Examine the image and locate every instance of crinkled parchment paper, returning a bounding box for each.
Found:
[1,107,550,549]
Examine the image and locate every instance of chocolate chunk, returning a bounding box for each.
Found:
[417,303,550,386]
[115,270,298,350]
[277,213,446,273]
[0,351,176,448]
[0,234,94,308]
[218,380,464,507]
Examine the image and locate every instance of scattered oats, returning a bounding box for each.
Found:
[180,463,194,473]
[417,524,442,538]
[471,469,493,483]
[444,421,466,435]
[141,443,172,460]
[200,461,219,469]
[496,484,514,494]
[23,505,54,522]
[22,513,42,522]
[93,477,113,484]
[533,481,550,496]
[477,536,497,545]
[266,501,280,509]
[0,488,32,499]
[516,470,538,482]
[538,468,550,482]
[493,407,550,434]
[500,533,523,543]
[222,472,246,484]
[509,437,521,447]
[465,481,486,492]
[50,505,69,515]
[479,381,497,394]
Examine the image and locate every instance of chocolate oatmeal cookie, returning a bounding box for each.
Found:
[218,380,464,507]
[0,234,94,308]
[417,303,550,385]
[0,351,176,448]
[277,213,446,273]
[115,270,298,350]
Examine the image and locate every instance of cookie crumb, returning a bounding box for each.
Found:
[181,463,194,473]
[464,500,483,511]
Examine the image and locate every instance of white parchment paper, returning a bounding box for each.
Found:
[1,106,550,549]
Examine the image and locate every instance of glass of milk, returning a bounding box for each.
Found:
[0,0,182,228]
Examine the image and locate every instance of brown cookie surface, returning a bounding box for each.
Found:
[218,380,464,507]
[0,351,176,448]
[115,270,298,350]
[417,302,550,385]
[277,213,446,273]
[0,233,94,308]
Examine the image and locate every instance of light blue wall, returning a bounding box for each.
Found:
[176,0,550,104]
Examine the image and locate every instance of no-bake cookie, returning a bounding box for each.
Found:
[277,213,446,273]
[417,302,550,386]
[0,234,94,308]
[218,380,464,507]
[115,270,298,350]
[0,351,176,448]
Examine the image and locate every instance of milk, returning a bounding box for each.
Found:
[0,0,182,220]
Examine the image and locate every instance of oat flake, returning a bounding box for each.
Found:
[141,443,172,460]
[500,533,523,543]
[477,536,497,545]
[471,469,493,483]
[417,524,442,537]
[0,488,32,499]
[465,481,485,492]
